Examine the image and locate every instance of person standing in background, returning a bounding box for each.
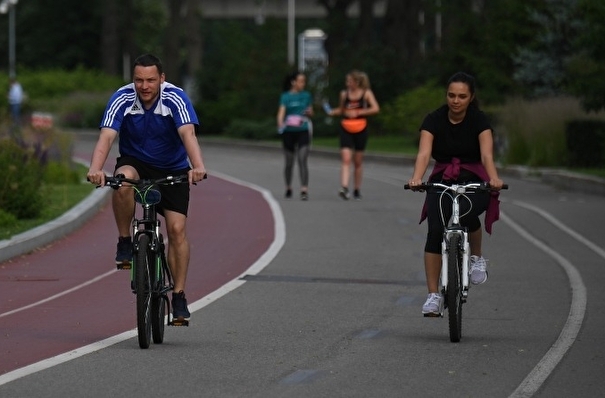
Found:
[8,77,23,127]
[325,70,379,200]
[277,71,313,200]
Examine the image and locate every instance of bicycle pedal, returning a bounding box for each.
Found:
[116,261,132,270]
[170,317,190,327]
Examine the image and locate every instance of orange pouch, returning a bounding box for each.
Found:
[341,118,367,134]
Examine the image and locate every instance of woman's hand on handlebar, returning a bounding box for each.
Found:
[488,177,505,191]
[407,178,425,192]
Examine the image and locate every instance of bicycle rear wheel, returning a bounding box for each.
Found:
[135,234,152,349]
[446,234,463,343]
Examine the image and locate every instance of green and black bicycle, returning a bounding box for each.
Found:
[102,174,193,348]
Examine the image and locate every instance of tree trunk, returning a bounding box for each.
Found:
[356,0,375,49]
[164,0,185,84]
[317,0,355,72]
[382,0,423,63]
[101,0,120,76]
[180,0,203,103]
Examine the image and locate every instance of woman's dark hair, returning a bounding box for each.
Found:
[283,71,302,92]
[133,54,164,75]
[447,71,479,108]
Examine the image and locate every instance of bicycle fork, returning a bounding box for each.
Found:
[441,230,470,300]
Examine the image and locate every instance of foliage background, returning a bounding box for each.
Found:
[0,0,604,169]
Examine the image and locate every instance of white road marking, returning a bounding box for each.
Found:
[502,200,593,398]
[0,171,285,386]
[0,270,117,319]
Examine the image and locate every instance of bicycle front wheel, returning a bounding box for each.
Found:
[446,234,463,343]
[135,234,152,349]
[151,261,167,344]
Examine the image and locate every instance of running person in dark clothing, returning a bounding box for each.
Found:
[326,70,379,200]
[87,54,207,323]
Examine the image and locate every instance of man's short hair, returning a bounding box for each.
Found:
[133,54,164,75]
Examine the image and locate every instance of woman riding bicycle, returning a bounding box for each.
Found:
[407,72,504,316]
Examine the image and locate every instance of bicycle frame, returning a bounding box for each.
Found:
[131,190,174,297]
[438,183,474,299]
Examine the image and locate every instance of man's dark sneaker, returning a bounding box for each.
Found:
[172,291,191,325]
[353,189,362,200]
[115,236,133,269]
[285,189,292,199]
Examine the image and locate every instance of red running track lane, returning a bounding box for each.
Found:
[0,176,275,375]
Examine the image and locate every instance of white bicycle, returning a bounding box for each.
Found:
[405,181,507,342]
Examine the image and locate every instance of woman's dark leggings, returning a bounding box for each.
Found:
[282,130,310,187]
[424,189,490,254]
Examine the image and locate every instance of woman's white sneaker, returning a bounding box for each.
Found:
[422,293,443,317]
[470,255,488,285]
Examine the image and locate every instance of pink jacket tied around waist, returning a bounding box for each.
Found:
[419,157,501,234]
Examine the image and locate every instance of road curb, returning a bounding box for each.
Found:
[0,186,110,264]
[201,137,605,193]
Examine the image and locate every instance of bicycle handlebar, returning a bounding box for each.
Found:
[89,173,207,188]
[404,181,509,191]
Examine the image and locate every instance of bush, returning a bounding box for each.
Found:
[377,81,444,136]
[565,120,605,167]
[0,208,17,228]
[0,68,123,129]
[0,139,44,219]
[44,161,82,184]
[223,118,279,141]
[493,97,603,167]
[56,91,111,129]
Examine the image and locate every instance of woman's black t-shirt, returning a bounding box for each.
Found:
[420,104,492,181]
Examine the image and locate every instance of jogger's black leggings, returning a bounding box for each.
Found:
[282,130,310,187]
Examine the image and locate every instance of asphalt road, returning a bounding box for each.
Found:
[0,133,604,397]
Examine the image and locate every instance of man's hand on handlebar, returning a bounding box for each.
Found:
[188,168,208,185]
[86,170,106,187]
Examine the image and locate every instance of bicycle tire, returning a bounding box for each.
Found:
[446,233,463,343]
[151,253,167,344]
[135,233,152,349]
[151,293,167,344]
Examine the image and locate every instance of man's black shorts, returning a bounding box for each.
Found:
[115,156,190,216]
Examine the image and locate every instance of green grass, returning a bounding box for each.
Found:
[569,168,605,179]
[0,169,95,241]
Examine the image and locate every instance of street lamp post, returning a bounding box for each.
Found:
[287,0,295,66]
[0,0,18,78]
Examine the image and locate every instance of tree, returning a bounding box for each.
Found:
[430,0,544,103]
[317,0,355,74]
[513,0,580,98]
[382,0,422,65]
[101,0,121,76]
[566,0,605,112]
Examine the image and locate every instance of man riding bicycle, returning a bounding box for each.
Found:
[87,53,207,323]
